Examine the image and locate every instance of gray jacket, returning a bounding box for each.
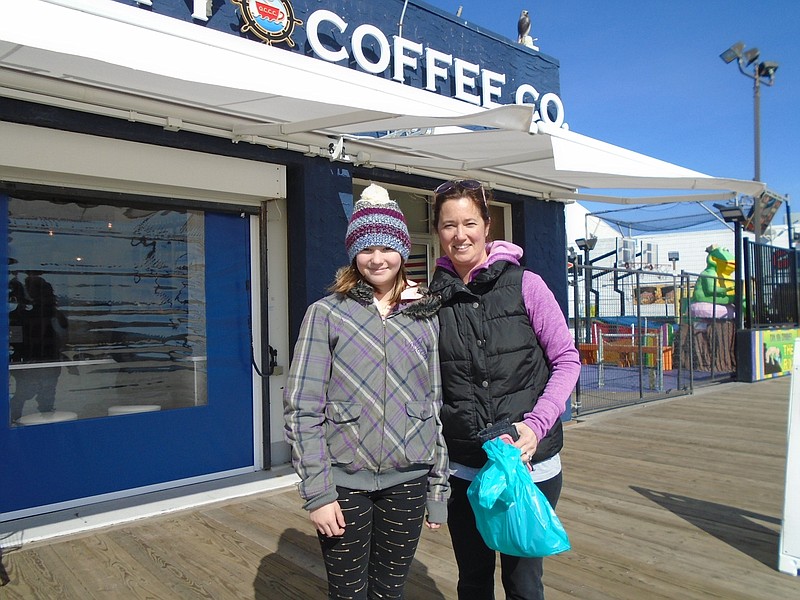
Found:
[283,280,449,523]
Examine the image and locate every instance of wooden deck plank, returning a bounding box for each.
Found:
[554,495,782,599]
[1,546,76,599]
[139,512,326,599]
[101,526,223,600]
[204,499,330,584]
[1,377,797,599]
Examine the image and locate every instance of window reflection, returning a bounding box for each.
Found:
[8,198,208,426]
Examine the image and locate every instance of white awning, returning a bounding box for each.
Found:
[0,0,766,203]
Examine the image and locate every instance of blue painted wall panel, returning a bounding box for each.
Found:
[1,211,253,514]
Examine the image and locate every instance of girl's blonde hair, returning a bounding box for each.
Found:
[329,261,409,305]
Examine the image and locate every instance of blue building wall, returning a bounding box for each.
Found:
[285,162,353,336]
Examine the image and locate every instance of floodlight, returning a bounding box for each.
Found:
[575,236,597,251]
[720,41,744,64]
[743,47,760,66]
[713,203,746,223]
[757,61,779,79]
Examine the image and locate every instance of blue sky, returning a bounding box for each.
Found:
[424,1,798,225]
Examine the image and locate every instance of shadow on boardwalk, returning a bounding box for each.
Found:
[631,486,782,570]
[1,377,798,599]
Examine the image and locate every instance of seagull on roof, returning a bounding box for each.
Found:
[517,9,531,44]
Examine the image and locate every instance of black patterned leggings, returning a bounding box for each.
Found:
[318,476,427,600]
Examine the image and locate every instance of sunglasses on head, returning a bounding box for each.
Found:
[434,179,488,208]
[434,179,482,195]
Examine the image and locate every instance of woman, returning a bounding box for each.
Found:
[284,183,449,600]
[428,179,581,600]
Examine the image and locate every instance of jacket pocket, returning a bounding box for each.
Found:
[325,400,362,465]
[404,401,436,463]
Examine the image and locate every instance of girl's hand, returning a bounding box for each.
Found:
[309,501,346,536]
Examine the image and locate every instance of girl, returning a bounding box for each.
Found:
[284,183,449,600]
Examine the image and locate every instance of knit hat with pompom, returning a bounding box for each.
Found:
[345,184,411,262]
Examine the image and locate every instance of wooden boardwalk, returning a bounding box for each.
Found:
[2,377,798,598]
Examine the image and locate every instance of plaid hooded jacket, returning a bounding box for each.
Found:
[283,280,450,523]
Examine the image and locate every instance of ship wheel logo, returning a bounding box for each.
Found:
[232,0,303,47]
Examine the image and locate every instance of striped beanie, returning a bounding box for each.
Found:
[345,184,411,262]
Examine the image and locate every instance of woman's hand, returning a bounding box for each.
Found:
[309,501,346,537]
[513,422,539,462]
[425,520,442,530]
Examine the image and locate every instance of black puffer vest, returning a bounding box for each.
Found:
[429,261,564,468]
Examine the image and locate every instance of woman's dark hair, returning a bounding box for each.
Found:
[432,179,492,230]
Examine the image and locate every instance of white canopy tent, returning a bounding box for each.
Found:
[565,202,620,246]
[0,0,767,204]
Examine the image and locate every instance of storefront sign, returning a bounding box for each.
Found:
[303,9,564,124]
[167,0,565,125]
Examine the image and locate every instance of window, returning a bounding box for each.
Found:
[8,197,208,425]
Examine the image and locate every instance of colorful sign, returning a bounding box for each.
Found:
[745,190,784,235]
[753,328,798,379]
[231,0,303,46]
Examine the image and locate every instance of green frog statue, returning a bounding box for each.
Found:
[690,244,736,319]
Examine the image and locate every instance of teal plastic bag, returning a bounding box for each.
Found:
[467,437,571,557]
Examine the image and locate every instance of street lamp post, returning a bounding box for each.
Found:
[720,41,779,244]
[575,236,598,343]
[714,203,747,330]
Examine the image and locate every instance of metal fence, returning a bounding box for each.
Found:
[743,239,800,329]
[570,262,737,416]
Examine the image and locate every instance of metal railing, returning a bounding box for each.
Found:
[571,262,737,416]
[743,239,800,329]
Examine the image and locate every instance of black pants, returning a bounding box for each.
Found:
[448,472,563,600]
[318,476,427,600]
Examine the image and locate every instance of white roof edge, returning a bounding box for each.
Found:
[9,0,478,118]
